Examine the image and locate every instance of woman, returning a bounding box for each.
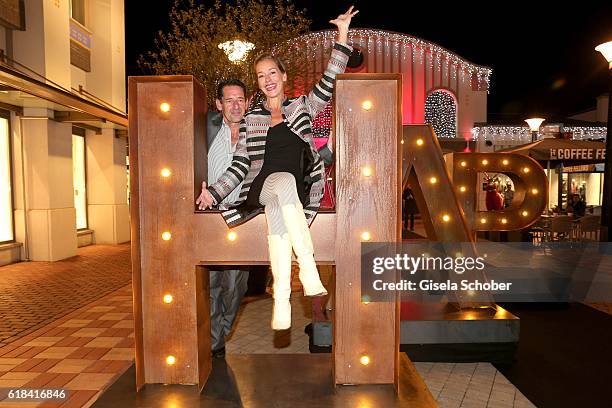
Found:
[197,6,358,330]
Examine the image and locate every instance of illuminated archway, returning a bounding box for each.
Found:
[425,89,457,139]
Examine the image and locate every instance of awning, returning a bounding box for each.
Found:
[0,61,127,131]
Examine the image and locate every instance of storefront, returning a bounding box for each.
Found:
[500,138,606,213]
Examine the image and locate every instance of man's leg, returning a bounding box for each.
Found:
[221,269,250,337]
[209,269,226,354]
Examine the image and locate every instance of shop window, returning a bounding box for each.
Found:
[0,113,14,243]
[70,0,86,26]
[72,133,88,230]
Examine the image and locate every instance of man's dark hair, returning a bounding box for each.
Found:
[216,78,247,101]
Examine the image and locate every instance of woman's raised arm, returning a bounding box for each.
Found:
[305,6,358,117]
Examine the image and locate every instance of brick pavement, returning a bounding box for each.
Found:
[0,285,134,408]
[0,245,131,346]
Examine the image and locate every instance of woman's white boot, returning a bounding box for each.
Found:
[268,234,292,330]
[280,203,328,297]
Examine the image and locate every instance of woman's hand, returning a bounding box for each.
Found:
[329,5,359,44]
[196,181,215,210]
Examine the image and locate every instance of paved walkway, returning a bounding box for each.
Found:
[0,285,134,407]
[0,245,131,347]
[6,243,607,407]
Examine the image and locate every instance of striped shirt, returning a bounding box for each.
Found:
[207,120,243,208]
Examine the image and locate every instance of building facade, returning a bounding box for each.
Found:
[0,0,128,265]
[281,29,491,141]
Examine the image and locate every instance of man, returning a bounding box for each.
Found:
[203,79,249,358]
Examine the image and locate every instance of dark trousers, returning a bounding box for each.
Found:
[210,269,249,351]
[403,213,415,231]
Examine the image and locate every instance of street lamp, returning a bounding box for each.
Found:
[595,40,612,240]
[525,118,545,143]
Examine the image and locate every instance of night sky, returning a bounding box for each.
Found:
[126,1,612,121]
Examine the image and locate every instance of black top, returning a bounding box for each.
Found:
[245,122,308,208]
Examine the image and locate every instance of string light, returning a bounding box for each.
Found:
[501,218,508,224]
[472,125,607,142]
[361,231,372,241]
[161,231,172,241]
[522,167,530,173]
[442,214,450,222]
[160,103,170,113]
[218,40,255,63]
[361,100,373,111]
[460,161,467,167]
[275,29,492,103]
[227,232,237,241]
[166,355,176,365]
[521,211,529,217]
[360,355,371,366]
[502,159,509,165]
[425,90,457,138]
[161,168,171,178]
[163,294,173,304]
[480,218,487,224]
[416,139,424,146]
[481,159,489,165]
[531,188,539,195]
[362,167,373,177]
[459,186,467,192]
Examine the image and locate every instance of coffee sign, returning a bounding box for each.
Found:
[550,148,605,161]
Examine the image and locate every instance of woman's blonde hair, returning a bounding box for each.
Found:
[253,53,287,74]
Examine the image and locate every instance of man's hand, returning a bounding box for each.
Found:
[196,181,215,210]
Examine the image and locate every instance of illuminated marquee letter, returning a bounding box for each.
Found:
[451,153,548,231]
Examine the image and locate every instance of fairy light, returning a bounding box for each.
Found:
[430,177,438,184]
[159,103,170,113]
[502,159,509,165]
[360,355,371,366]
[362,167,373,177]
[531,188,539,195]
[218,40,255,63]
[522,167,530,174]
[361,231,372,241]
[480,218,487,224]
[312,103,332,139]
[166,355,176,365]
[460,161,467,167]
[501,218,508,224]
[471,125,606,143]
[161,231,172,241]
[416,139,424,146]
[161,168,171,178]
[459,186,467,192]
[425,90,457,138]
[361,100,373,111]
[227,232,237,242]
[481,159,489,165]
[274,29,492,105]
[163,294,173,304]
[521,211,529,217]
[442,214,450,222]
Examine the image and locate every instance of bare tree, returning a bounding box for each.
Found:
[138,0,311,107]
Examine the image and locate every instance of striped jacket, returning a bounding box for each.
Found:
[207,42,352,228]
